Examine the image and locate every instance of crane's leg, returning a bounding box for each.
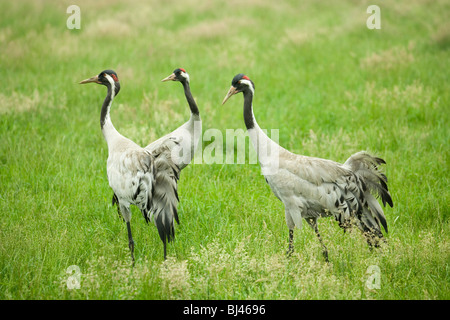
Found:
[126,221,135,264]
[285,209,296,257]
[286,229,294,257]
[307,218,329,262]
[163,240,167,260]
[119,204,135,265]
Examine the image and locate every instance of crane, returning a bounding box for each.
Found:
[222,73,393,261]
[80,70,179,261]
[139,68,201,259]
[146,68,201,169]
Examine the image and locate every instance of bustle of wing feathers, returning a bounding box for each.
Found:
[344,151,393,208]
[272,149,392,235]
[146,138,181,244]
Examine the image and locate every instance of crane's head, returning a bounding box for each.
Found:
[161,68,190,83]
[222,73,255,105]
[80,70,121,94]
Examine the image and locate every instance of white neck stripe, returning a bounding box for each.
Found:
[104,74,116,99]
[240,79,254,95]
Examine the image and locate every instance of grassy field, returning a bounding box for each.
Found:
[0,0,448,300]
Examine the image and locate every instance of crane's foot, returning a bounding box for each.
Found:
[286,246,294,257]
[129,240,135,266]
[322,249,329,263]
[307,218,329,263]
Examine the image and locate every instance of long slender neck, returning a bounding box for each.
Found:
[181,81,199,116]
[242,89,255,130]
[242,88,280,174]
[100,82,121,143]
[100,84,114,129]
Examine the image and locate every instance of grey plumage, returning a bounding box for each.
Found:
[81,69,198,261]
[143,68,201,259]
[223,74,393,261]
[80,70,158,262]
[146,138,181,258]
[272,149,391,236]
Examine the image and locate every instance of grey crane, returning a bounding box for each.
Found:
[146,68,201,169]
[222,73,393,261]
[140,68,201,259]
[80,70,180,261]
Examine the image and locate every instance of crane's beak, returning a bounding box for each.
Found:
[222,86,239,105]
[79,75,101,84]
[161,73,177,82]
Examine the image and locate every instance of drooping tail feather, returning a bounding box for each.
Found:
[345,151,393,208]
[344,151,393,235]
[148,140,181,246]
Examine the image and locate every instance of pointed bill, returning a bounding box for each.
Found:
[161,73,177,82]
[79,75,100,84]
[222,86,238,105]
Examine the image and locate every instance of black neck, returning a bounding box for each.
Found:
[100,82,120,129]
[242,89,255,130]
[181,81,199,116]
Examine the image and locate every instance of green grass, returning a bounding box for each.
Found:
[0,0,449,299]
